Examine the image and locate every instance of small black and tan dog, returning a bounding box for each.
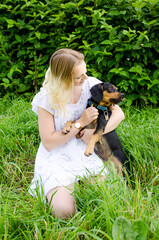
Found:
[62,82,130,176]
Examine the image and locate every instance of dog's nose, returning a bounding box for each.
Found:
[121,93,125,98]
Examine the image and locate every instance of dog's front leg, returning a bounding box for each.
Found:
[85,129,104,156]
[85,113,107,156]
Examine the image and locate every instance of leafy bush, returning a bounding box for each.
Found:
[0,0,159,105]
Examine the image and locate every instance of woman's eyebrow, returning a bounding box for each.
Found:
[76,70,87,79]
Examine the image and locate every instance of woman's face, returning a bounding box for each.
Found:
[72,60,88,86]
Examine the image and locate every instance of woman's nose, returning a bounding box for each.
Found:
[83,74,88,80]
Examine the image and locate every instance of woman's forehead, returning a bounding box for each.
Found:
[73,61,87,77]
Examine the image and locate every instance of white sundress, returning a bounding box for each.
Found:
[29,76,107,197]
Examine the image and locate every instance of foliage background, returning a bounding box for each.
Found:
[0,0,159,105]
[0,1,159,238]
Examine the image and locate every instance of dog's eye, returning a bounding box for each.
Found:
[108,86,118,93]
[107,87,113,93]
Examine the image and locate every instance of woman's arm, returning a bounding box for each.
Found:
[38,106,98,152]
[103,104,125,134]
[80,105,125,143]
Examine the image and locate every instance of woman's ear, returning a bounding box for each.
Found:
[90,83,103,103]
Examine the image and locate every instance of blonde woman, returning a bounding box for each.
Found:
[29,48,125,219]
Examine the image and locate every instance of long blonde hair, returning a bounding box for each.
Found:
[43,48,84,112]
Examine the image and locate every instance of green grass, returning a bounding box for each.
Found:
[0,98,159,239]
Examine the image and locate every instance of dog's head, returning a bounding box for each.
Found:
[90,82,124,106]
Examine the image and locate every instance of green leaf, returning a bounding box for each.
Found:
[126,98,133,106]
[1,78,10,88]
[37,73,44,78]
[138,31,149,42]
[108,60,115,68]
[120,11,126,15]
[5,19,17,27]
[16,68,23,74]
[112,217,148,240]
[112,216,131,240]
[60,2,77,9]
[123,30,128,35]
[35,32,41,39]
[108,10,119,16]
[120,71,129,78]
[153,70,159,78]
[149,95,158,103]
[2,78,9,84]
[17,50,26,58]
[148,79,159,89]
[27,70,33,74]
[15,35,21,42]
[101,40,112,45]
[128,220,148,240]
[0,4,12,10]
[129,65,143,75]
[77,0,85,7]
[97,57,103,65]
[147,19,157,26]
[40,33,48,39]
[18,84,30,92]
[115,53,123,61]
[7,68,14,80]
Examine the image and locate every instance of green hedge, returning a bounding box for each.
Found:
[0,0,159,105]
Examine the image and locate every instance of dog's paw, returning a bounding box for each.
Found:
[75,132,81,139]
[62,121,73,134]
[84,145,94,156]
[62,126,71,134]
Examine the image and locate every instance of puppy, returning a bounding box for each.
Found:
[62,82,130,176]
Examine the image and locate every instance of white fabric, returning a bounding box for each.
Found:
[29,77,108,197]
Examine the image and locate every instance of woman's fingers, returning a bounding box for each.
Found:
[80,129,95,143]
[87,107,98,120]
[90,108,99,119]
[88,106,98,117]
[79,107,99,127]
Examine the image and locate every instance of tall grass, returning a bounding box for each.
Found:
[0,98,159,239]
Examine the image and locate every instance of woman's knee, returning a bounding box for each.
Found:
[46,184,75,219]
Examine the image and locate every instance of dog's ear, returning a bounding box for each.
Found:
[90,83,103,103]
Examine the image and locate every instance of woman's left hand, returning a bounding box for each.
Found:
[80,128,95,144]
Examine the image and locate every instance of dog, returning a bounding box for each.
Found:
[62,82,130,176]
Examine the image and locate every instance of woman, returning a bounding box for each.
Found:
[29,48,125,219]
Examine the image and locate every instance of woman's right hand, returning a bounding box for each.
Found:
[78,106,99,128]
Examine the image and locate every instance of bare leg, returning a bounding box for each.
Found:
[46,183,75,219]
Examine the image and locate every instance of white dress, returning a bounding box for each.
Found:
[29,77,107,197]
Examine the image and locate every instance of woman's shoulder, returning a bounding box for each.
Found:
[32,87,48,104]
[31,87,54,115]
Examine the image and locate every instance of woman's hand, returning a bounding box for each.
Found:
[80,128,95,144]
[78,106,98,128]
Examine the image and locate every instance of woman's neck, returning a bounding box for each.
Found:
[69,86,82,104]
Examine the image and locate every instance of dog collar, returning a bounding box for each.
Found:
[88,99,108,112]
